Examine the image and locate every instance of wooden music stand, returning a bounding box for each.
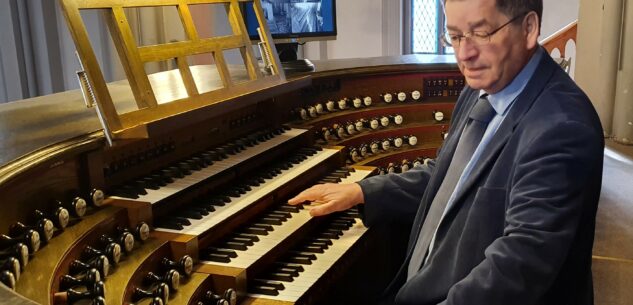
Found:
[59,0,288,144]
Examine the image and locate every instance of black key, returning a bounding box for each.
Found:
[178,162,194,174]
[201,253,231,263]
[189,207,210,216]
[277,206,300,213]
[268,272,294,282]
[231,237,254,246]
[201,151,221,161]
[154,220,183,230]
[234,233,259,242]
[226,189,241,198]
[267,212,290,220]
[329,172,349,178]
[112,188,139,199]
[308,241,329,249]
[224,241,248,251]
[215,195,232,203]
[246,179,260,187]
[172,217,192,226]
[325,228,344,236]
[252,279,285,291]
[186,159,203,171]
[289,252,317,260]
[250,285,279,296]
[178,210,203,220]
[165,166,185,178]
[243,227,268,236]
[214,148,228,159]
[315,237,334,245]
[140,177,161,190]
[329,223,351,230]
[251,224,274,231]
[205,247,238,258]
[286,256,312,265]
[274,262,304,272]
[194,203,216,213]
[150,173,170,186]
[259,217,282,226]
[274,267,299,277]
[302,245,324,253]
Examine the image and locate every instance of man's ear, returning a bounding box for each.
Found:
[524,11,540,49]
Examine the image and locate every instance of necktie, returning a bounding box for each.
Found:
[407,95,496,279]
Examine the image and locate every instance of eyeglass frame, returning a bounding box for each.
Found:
[441,11,530,48]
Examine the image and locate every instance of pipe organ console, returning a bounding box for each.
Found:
[0,55,463,304]
[0,56,463,305]
[0,3,463,301]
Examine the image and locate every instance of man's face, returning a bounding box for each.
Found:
[445,0,532,93]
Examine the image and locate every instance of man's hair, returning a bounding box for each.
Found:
[444,0,543,29]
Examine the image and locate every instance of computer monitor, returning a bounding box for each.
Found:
[243,0,337,72]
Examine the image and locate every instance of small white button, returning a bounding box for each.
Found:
[412,90,421,100]
[397,92,407,102]
[383,93,393,103]
[434,111,445,122]
[353,98,362,108]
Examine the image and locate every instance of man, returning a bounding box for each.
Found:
[288,0,604,304]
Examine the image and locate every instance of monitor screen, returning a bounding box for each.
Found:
[244,0,336,41]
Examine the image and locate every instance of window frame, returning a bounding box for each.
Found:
[404,0,451,55]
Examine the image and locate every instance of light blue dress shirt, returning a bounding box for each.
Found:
[424,48,544,263]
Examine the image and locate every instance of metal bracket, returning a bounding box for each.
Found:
[74,51,114,146]
[257,27,274,75]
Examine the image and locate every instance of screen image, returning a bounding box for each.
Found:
[245,0,336,39]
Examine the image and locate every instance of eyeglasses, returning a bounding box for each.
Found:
[442,12,529,47]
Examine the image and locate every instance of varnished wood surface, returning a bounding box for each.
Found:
[0,56,455,171]
[0,65,243,167]
[298,54,457,78]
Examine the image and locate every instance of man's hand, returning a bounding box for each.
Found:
[287,183,364,217]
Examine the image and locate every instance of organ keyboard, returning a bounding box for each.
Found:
[0,2,461,301]
[199,167,373,269]
[154,146,342,236]
[246,214,368,303]
[111,128,309,204]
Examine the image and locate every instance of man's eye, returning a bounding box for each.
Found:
[450,35,461,41]
[472,32,489,39]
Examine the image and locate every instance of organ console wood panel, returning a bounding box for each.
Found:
[0,52,461,305]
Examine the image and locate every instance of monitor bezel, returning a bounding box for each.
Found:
[243,0,337,42]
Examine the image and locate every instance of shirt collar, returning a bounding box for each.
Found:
[479,47,544,115]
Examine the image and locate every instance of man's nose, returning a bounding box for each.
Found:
[455,38,479,62]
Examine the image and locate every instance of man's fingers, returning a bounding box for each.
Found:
[288,186,323,205]
[309,201,338,217]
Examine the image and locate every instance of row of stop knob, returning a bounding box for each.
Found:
[295,90,424,121]
[376,157,435,175]
[52,222,151,305]
[347,135,419,163]
[0,190,105,291]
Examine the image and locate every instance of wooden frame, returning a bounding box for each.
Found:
[58,0,285,142]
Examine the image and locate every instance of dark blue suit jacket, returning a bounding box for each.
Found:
[358,50,604,305]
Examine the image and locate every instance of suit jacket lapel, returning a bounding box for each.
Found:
[443,51,559,219]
